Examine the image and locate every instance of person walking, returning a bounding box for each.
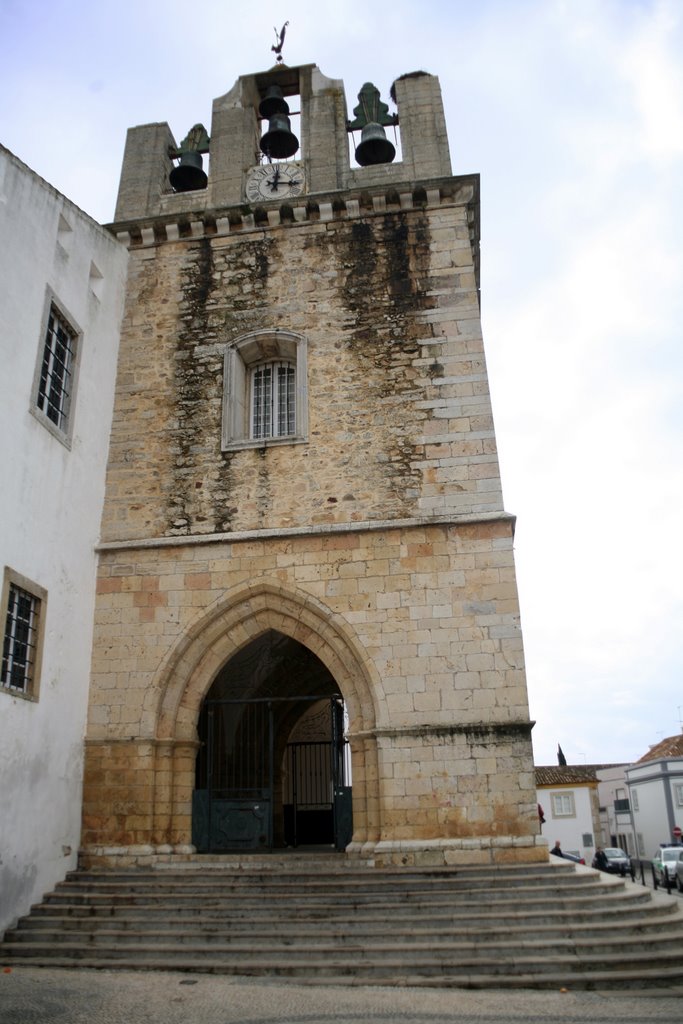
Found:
[592,847,610,872]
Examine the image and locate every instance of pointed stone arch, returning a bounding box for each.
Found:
[150,580,382,851]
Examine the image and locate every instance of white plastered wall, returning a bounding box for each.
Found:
[537,784,597,862]
[627,757,683,858]
[0,147,127,933]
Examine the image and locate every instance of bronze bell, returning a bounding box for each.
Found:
[260,112,299,160]
[355,122,396,167]
[169,150,208,192]
[259,85,289,119]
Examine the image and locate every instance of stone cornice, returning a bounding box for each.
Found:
[106,174,481,294]
[96,509,515,554]
[84,736,201,750]
[352,720,535,742]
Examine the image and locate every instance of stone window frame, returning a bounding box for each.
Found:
[1,566,47,702]
[631,787,639,812]
[674,783,683,808]
[550,791,576,818]
[30,290,83,448]
[222,329,308,451]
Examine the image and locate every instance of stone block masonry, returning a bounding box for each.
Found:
[101,190,498,544]
[85,75,541,865]
[84,515,542,864]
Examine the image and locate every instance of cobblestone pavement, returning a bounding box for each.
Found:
[1,969,682,1024]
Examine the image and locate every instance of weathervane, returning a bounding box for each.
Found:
[271,21,288,63]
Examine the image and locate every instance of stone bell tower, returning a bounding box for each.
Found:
[82,59,544,867]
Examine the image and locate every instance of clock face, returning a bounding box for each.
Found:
[245,163,305,202]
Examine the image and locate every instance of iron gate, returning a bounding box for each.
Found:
[192,696,352,852]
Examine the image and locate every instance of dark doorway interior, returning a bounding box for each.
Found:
[192,630,352,853]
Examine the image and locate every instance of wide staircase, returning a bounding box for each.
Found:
[2,856,683,988]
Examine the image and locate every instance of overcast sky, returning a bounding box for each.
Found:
[3,0,682,767]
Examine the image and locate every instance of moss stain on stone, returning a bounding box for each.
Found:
[336,211,434,512]
[167,234,277,535]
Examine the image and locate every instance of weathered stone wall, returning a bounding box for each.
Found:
[102,191,499,542]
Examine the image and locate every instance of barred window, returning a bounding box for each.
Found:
[251,361,295,440]
[222,330,307,450]
[36,304,77,431]
[1,571,46,699]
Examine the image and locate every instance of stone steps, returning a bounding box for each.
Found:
[2,859,683,988]
[32,889,655,915]
[7,927,683,958]
[14,904,672,938]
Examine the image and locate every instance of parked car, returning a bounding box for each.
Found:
[602,847,631,876]
[562,852,586,864]
[652,844,683,886]
[675,851,683,893]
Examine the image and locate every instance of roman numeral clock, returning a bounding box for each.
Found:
[245,162,305,202]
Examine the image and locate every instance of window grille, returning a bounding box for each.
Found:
[251,361,295,440]
[37,305,76,431]
[222,331,307,451]
[2,583,40,695]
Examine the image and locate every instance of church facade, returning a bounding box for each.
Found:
[77,62,542,867]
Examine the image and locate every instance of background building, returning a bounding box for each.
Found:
[627,733,683,858]
[596,763,634,855]
[0,146,127,932]
[536,766,602,862]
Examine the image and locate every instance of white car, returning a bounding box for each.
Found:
[652,844,683,886]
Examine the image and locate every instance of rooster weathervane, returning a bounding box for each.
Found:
[271,21,289,63]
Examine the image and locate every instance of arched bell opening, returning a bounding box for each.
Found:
[192,629,352,853]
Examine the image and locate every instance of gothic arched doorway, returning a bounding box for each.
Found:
[192,629,352,852]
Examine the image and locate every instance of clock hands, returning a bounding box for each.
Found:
[265,171,302,193]
[267,168,302,191]
[247,163,304,199]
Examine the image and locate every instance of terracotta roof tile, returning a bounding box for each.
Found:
[635,733,683,763]
[535,766,598,785]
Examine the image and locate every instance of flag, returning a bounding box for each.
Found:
[557,744,567,766]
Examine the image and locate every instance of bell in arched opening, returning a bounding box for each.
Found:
[354,122,396,167]
[169,150,208,192]
[260,112,299,160]
[347,82,398,168]
[259,84,290,120]
[168,123,210,193]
